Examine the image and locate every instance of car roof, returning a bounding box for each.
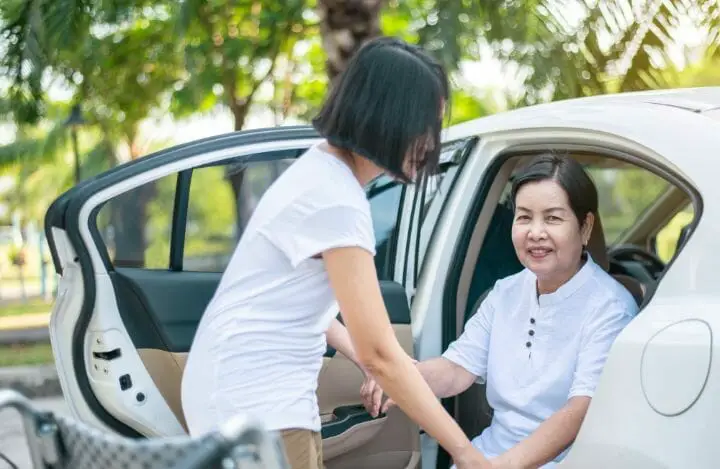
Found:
[447,87,720,138]
[443,87,720,194]
[445,86,720,151]
[539,86,720,113]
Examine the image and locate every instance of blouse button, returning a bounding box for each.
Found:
[528,330,535,336]
[530,318,536,324]
[525,341,532,348]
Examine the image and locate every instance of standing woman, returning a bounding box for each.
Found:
[181,37,491,469]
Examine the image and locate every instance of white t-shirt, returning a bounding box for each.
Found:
[443,256,638,468]
[181,145,376,435]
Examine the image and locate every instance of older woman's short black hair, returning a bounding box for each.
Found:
[510,153,598,227]
[312,36,450,183]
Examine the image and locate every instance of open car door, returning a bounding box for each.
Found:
[44,126,421,469]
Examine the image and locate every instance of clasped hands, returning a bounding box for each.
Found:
[358,371,519,469]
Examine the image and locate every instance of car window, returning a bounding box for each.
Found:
[365,175,403,279]
[183,158,294,272]
[411,138,476,282]
[183,158,404,279]
[586,166,670,245]
[96,174,177,269]
[95,151,407,280]
[654,203,694,262]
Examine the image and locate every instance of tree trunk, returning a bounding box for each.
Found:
[231,101,251,131]
[316,0,386,84]
[110,183,156,268]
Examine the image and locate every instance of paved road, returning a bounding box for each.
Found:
[0,396,68,468]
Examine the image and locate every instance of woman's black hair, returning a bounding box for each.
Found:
[510,153,598,227]
[312,36,450,183]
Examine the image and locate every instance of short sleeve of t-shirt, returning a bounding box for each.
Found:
[568,300,635,399]
[259,203,376,268]
[442,287,497,382]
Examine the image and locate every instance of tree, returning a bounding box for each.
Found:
[170,0,309,130]
[392,0,720,106]
[316,0,386,84]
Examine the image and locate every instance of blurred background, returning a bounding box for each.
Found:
[0,0,715,368]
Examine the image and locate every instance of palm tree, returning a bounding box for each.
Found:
[448,0,720,105]
[315,0,386,85]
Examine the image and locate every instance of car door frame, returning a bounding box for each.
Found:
[46,124,431,465]
[46,127,324,437]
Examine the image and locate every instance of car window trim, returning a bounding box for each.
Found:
[170,170,192,271]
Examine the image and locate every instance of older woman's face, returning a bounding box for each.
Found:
[511,179,593,291]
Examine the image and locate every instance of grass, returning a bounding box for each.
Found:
[0,298,53,318]
[0,342,55,367]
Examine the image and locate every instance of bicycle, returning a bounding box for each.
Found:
[0,389,290,469]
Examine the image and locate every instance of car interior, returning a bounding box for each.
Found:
[437,149,698,463]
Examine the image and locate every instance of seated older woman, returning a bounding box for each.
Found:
[361,153,639,469]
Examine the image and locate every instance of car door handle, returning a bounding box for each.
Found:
[321,404,389,460]
[321,405,386,439]
[92,348,122,361]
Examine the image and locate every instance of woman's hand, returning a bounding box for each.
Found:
[360,374,395,417]
[360,358,417,417]
[324,246,480,464]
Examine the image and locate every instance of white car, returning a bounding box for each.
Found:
[45,87,720,469]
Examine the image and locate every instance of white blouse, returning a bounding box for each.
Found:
[443,256,638,467]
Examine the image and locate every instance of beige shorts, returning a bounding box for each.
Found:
[280,429,325,469]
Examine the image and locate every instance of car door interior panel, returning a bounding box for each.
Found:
[108,265,418,467]
[319,281,418,468]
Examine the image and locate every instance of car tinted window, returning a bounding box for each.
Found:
[366,175,403,279]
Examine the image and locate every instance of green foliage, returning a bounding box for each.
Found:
[587,166,669,243]
[74,15,185,145]
[0,123,69,169]
[184,165,235,261]
[169,0,308,129]
[0,297,53,318]
[278,38,328,123]
[143,174,175,268]
[448,89,499,125]
[392,1,720,106]
[0,342,55,367]
[656,208,693,262]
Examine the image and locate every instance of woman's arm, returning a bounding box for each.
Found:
[491,396,591,469]
[326,317,365,372]
[361,357,478,417]
[323,246,489,468]
[417,358,478,398]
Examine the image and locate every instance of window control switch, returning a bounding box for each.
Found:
[119,374,132,391]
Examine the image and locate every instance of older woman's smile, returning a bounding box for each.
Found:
[527,246,553,258]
